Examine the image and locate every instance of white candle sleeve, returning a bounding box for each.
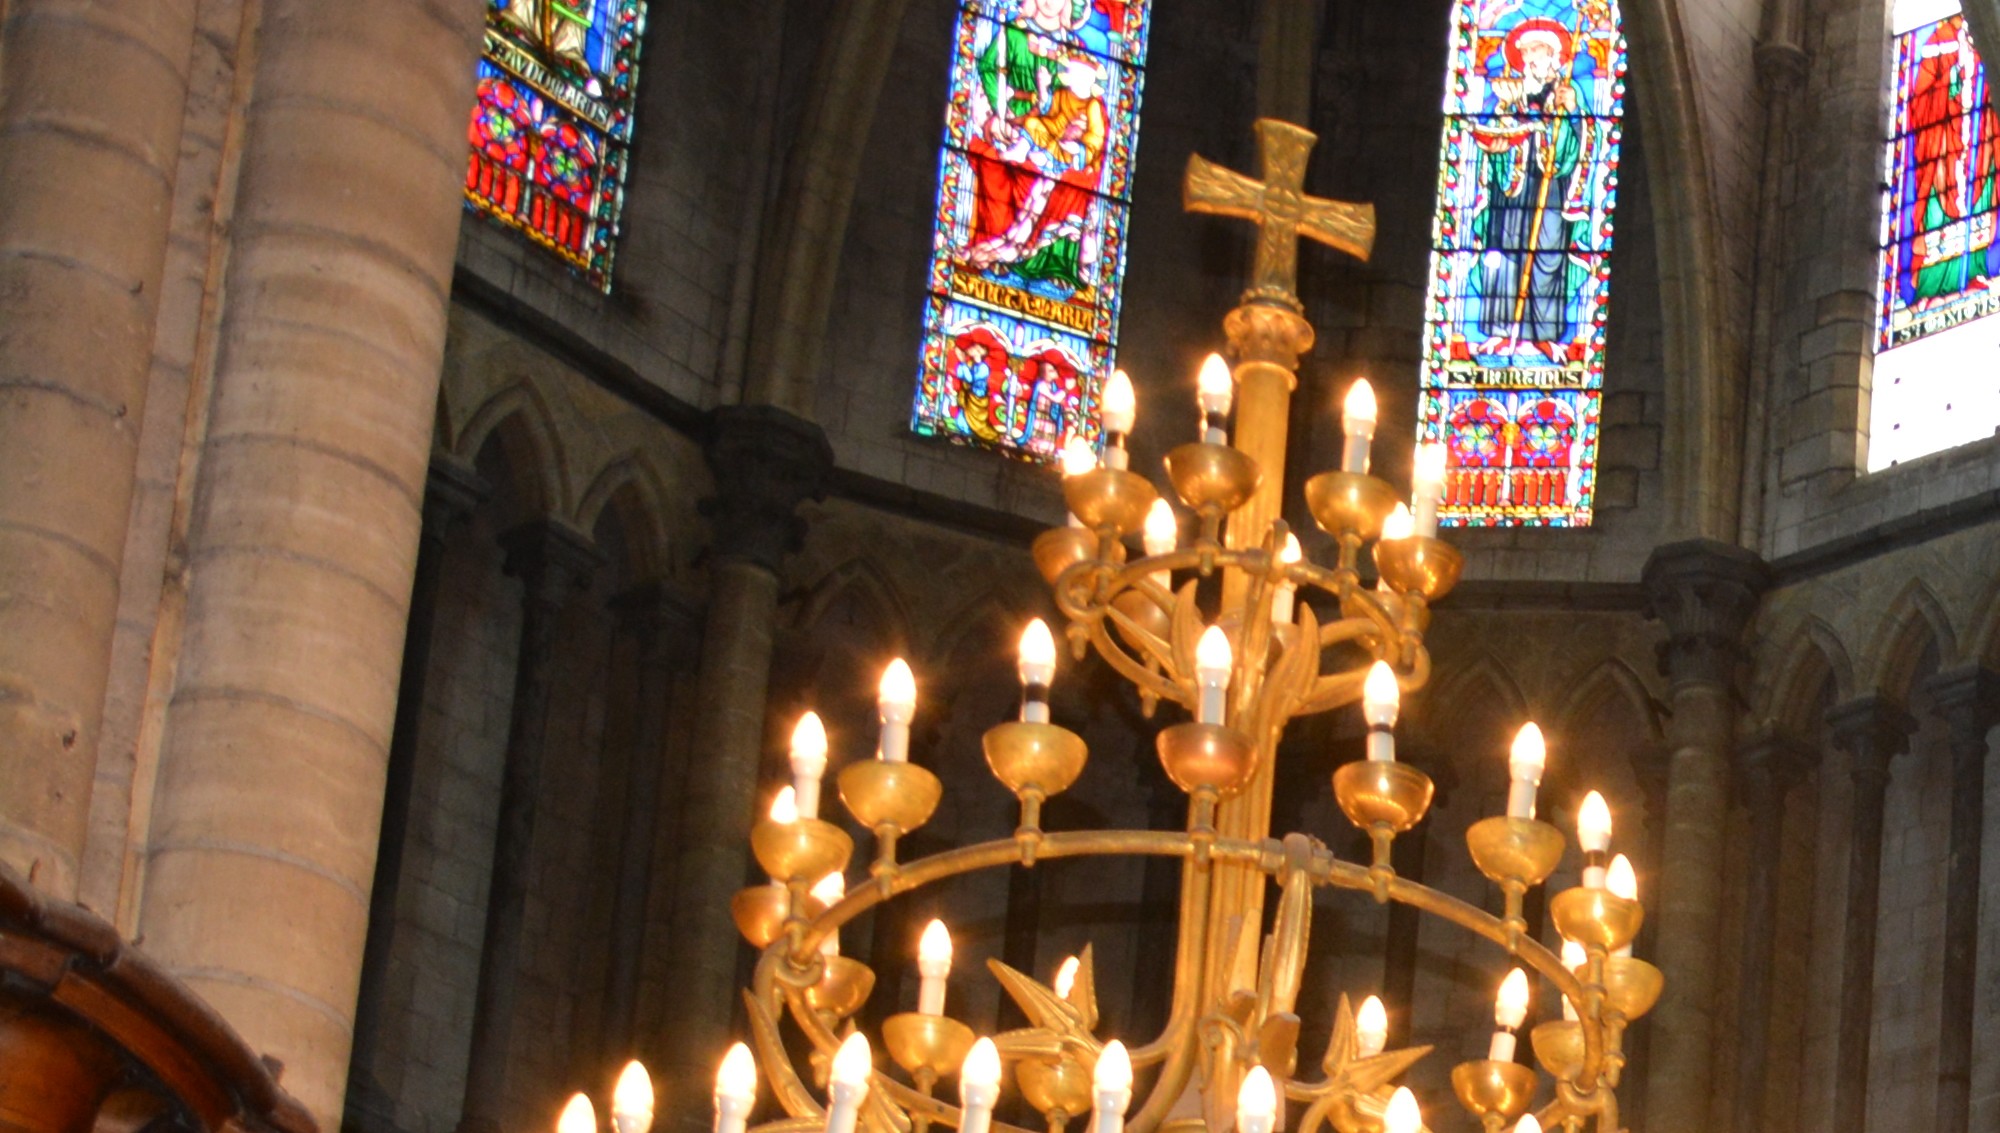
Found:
[715,1096,753,1133]
[794,778,821,821]
[1505,777,1537,820]
[1342,431,1373,475]
[1367,725,1395,763]
[823,1084,864,1133]
[1488,1029,1518,1063]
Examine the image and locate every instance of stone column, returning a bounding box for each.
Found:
[1729,732,1812,1133]
[659,405,830,1127]
[457,521,601,1133]
[600,583,702,1061]
[345,457,488,1133]
[132,2,484,1126]
[1825,697,1915,1133]
[1639,539,1769,1133]
[1256,0,1320,125]
[0,0,199,897]
[1925,667,1997,1133]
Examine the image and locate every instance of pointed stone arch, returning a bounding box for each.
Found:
[1414,651,1531,750]
[1554,658,1663,746]
[1863,580,1959,700]
[455,381,572,519]
[577,452,672,583]
[1761,618,1854,736]
[789,557,916,652]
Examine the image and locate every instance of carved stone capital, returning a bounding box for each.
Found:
[1734,730,1814,811]
[700,405,834,573]
[1825,696,1915,788]
[424,454,489,533]
[499,520,603,610]
[1753,40,1807,92]
[1926,666,2000,727]
[1640,539,1771,688]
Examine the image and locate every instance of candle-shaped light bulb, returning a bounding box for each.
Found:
[1578,790,1613,887]
[1561,941,1587,1021]
[960,1039,1002,1133]
[877,659,916,763]
[613,1061,656,1133]
[1413,442,1448,538]
[715,1044,758,1133]
[824,1033,872,1133]
[1143,500,1178,557]
[1490,967,1530,1062]
[1054,955,1081,1000]
[1382,503,1415,542]
[1102,370,1137,469]
[917,919,953,1015]
[1195,625,1232,725]
[769,786,798,825]
[559,1094,596,1133]
[1516,1117,1542,1133]
[1272,533,1303,624]
[1362,661,1400,762]
[1607,853,1638,957]
[789,712,829,820]
[1197,353,1233,443]
[1384,1087,1421,1133]
[1061,437,1099,478]
[1341,379,1379,473]
[1092,1040,1134,1133]
[810,872,845,957]
[1018,619,1057,724]
[1506,723,1546,819]
[1236,1066,1279,1133]
[1356,995,1389,1058]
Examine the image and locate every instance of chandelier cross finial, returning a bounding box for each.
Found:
[1184,119,1375,308]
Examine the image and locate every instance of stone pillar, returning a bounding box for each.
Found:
[600,583,702,1061]
[659,405,830,1127]
[457,521,601,1133]
[346,457,488,1133]
[132,2,484,1126]
[1639,539,1769,1133]
[0,0,200,897]
[1825,697,1915,1133]
[1256,0,1320,125]
[1729,732,1812,1133]
[1925,667,1997,1133]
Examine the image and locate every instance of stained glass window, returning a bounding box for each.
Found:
[466,0,646,292]
[1870,0,2000,471]
[910,0,1152,461]
[1416,0,1626,527]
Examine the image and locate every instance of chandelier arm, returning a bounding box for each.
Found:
[1120,863,1213,1133]
[1084,616,1195,708]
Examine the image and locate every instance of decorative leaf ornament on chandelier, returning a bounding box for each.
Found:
[557,119,1660,1133]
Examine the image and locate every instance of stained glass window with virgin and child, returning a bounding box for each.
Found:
[1416,0,1627,526]
[1871,0,2000,470]
[910,0,1152,462]
[466,0,646,292]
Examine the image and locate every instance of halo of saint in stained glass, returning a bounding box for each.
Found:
[1868,0,2000,471]
[466,0,646,292]
[911,0,1152,462]
[1416,0,1626,527]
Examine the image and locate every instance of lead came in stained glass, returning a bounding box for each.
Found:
[911,0,1152,461]
[466,0,647,292]
[1869,1,2000,471]
[1416,0,1626,527]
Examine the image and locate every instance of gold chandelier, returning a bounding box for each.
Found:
[563,119,1660,1133]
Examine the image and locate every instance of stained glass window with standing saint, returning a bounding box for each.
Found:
[1416,0,1626,526]
[466,0,646,292]
[910,0,1152,462]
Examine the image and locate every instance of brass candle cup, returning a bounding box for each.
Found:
[1304,471,1400,541]
[838,760,943,834]
[1549,887,1645,954]
[1465,816,1566,889]
[1450,1059,1539,1124]
[1016,1055,1094,1121]
[1063,468,1159,537]
[1155,721,1257,796]
[983,722,1089,801]
[730,885,826,948]
[1373,536,1465,602]
[1600,956,1664,1021]
[1164,443,1261,517]
[750,816,854,884]
[1529,1020,1584,1081]
[1032,527,1098,584]
[1332,760,1435,835]
[882,1012,977,1079]
[803,956,876,1020]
